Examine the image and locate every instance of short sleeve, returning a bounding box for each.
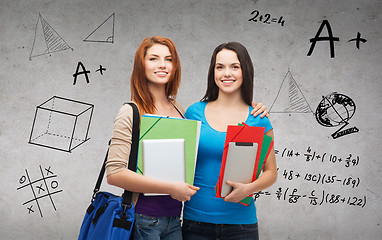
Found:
[185,101,204,121]
[261,116,273,133]
[247,106,273,133]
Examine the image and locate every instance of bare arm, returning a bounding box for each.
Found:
[106,104,198,202]
[107,170,198,201]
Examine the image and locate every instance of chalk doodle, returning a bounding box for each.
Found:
[348,32,367,49]
[73,62,91,85]
[95,65,106,75]
[83,13,115,43]
[315,92,359,139]
[281,168,361,189]
[248,9,285,26]
[276,145,360,168]
[251,144,367,208]
[29,13,73,60]
[17,166,63,217]
[72,62,107,85]
[269,69,313,114]
[29,96,94,152]
[307,20,367,58]
[273,188,367,208]
[251,188,367,208]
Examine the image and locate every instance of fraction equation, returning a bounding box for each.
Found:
[17,166,63,217]
[248,10,285,26]
[276,146,360,168]
[254,188,367,208]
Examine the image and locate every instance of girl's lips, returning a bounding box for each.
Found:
[221,79,235,83]
[155,71,168,77]
[221,79,236,86]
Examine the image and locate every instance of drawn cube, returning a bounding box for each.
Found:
[29,96,94,152]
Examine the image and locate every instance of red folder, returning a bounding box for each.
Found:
[215,124,265,199]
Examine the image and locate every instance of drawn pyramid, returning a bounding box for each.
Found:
[269,70,313,113]
[30,14,72,59]
[84,13,115,43]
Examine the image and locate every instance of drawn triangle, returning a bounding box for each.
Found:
[30,15,48,59]
[30,14,72,59]
[84,13,115,43]
[269,70,313,113]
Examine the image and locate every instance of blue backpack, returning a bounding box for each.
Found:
[78,102,140,240]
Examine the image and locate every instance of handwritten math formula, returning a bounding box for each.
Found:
[254,188,367,208]
[277,146,360,168]
[253,145,367,208]
[248,10,285,26]
[281,169,361,189]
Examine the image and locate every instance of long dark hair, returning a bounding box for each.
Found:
[201,42,254,105]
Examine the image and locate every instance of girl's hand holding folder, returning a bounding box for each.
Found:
[223,180,254,203]
[169,183,199,202]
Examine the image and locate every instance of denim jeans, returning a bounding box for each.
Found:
[133,213,182,240]
[182,219,259,240]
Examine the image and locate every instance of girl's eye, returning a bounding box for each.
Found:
[166,58,172,62]
[216,65,223,70]
[149,57,157,61]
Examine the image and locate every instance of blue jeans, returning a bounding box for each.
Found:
[133,213,182,240]
[182,219,259,240]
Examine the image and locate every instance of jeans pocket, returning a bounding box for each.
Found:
[135,214,160,229]
[182,219,197,232]
[239,223,258,232]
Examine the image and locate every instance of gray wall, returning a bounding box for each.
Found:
[1,0,381,239]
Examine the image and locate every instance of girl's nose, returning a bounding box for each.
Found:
[158,59,166,68]
[224,68,232,77]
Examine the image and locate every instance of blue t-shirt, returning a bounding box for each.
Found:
[183,101,273,224]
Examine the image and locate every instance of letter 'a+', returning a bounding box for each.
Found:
[73,62,106,85]
[307,20,367,58]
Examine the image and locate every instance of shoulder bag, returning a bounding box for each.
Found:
[78,102,140,240]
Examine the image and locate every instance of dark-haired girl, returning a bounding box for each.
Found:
[182,42,277,240]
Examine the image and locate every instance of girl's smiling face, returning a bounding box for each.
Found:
[144,44,173,86]
[214,49,243,95]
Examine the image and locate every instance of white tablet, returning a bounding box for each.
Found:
[221,142,258,197]
[142,139,186,183]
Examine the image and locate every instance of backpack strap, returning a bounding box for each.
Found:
[92,102,140,206]
[122,102,140,207]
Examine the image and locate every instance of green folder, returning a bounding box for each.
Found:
[256,134,273,179]
[239,134,273,205]
[138,115,201,185]
[235,123,273,205]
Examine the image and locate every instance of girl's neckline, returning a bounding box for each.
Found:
[201,101,251,133]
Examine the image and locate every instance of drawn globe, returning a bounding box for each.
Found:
[315,92,356,127]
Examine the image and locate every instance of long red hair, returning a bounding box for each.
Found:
[130,36,181,114]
